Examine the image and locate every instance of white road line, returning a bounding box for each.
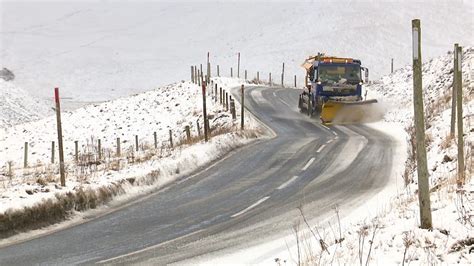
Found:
[97,229,205,264]
[332,131,338,136]
[231,196,270,218]
[316,144,327,153]
[273,92,276,97]
[326,139,333,144]
[321,124,330,130]
[277,176,299,190]
[335,136,339,140]
[301,157,315,171]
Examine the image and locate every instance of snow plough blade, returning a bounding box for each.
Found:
[320,99,378,124]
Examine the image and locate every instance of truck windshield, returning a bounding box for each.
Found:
[318,65,361,85]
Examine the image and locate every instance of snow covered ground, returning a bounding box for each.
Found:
[200,48,473,265]
[0,77,265,220]
[0,0,472,111]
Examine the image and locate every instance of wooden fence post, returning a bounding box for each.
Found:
[281,62,285,87]
[237,52,240,78]
[231,67,233,78]
[226,92,229,111]
[269,73,272,86]
[74,140,79,163]
[391,58,394,73]
[51,141,55,164]
[169,130,174,148]
[195,65,198,84]
[241,84,245,130]
[257,71,260,83]
[230,98,236,120]
[185,125,191,143]
[98,139,102,160]
[135,135,139,152]
[412,19,432,229]
[196,120,201,137]
[220,87,223,104]
[215,83,218,102]
[456,45,464,186]
[116,137,121,157]
[198,70,201,86]
[191,66,194,83]
[294,75,297,88]
[245,70,247,80]
[54,87,66,186]
[217,65,220,77]
[24,142,28,168]
[153,132,158,149]
[202,82,209,142]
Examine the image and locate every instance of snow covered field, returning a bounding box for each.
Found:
[0,77,266,232]
[0,0,472,110]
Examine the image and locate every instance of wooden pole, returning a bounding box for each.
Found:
[185,125,191,143]
[294,75,297,88]
[24,142,28,168]
[191,66,194,83]
[169,130,173,148]
[220,87,223,104]
[74,140,79,162]
[245,70,247,80]
[412,19,432,229]
[456,45,464,186]
[135,135,139,152]
[241,84,245,130]
[237,52,240,78]
[215,83,218,102]
[226,92,229,111]
[281,62,285,87]
[391,58,394,73]
[257,71,260,83]
[195,65,198,84]
[154,132,158,149]
[116,137,121,157]
[196,120,201,137]
[51,141,55,164]
[54,88,66,186]
[231,67,233,78]
[450,44,458,137]
[230,98,236,120]
[197,70,201,86]
[269,73,272,86]
[98,139,101,160]
[217,65,220,77]
[202,82,209,142]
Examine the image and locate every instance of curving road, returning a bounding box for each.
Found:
[0,86,394,265]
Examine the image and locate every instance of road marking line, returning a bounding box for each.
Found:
[332,131,338,136]
[231,196,270,218]
[316,144,326,153]
[97,229,205,264]
[326,139,333,144]
[335,136,339,140]
[273,92,276,97]
[321,124,330,130]
[302,157,315,171]
[277,176,299,190]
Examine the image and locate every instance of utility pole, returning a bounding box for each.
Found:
[412,19,432,229]
[456,45,464,186]
[391,58,394,73]
[450,44,458,137]
[55,88,66,187]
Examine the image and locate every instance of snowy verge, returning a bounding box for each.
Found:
[0,78,267,240]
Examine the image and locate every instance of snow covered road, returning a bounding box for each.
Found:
[0,86,395,264]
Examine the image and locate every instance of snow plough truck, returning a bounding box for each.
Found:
[298,53,377,124]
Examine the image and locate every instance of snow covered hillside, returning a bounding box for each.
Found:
[1,0,472,107]
[0,79,52,128]
[0,78,263,218]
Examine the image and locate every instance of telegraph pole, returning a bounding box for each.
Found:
[55,88,66,187]
[202,81,209,142]
[412,19,432,229]
[456,45,464,186]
